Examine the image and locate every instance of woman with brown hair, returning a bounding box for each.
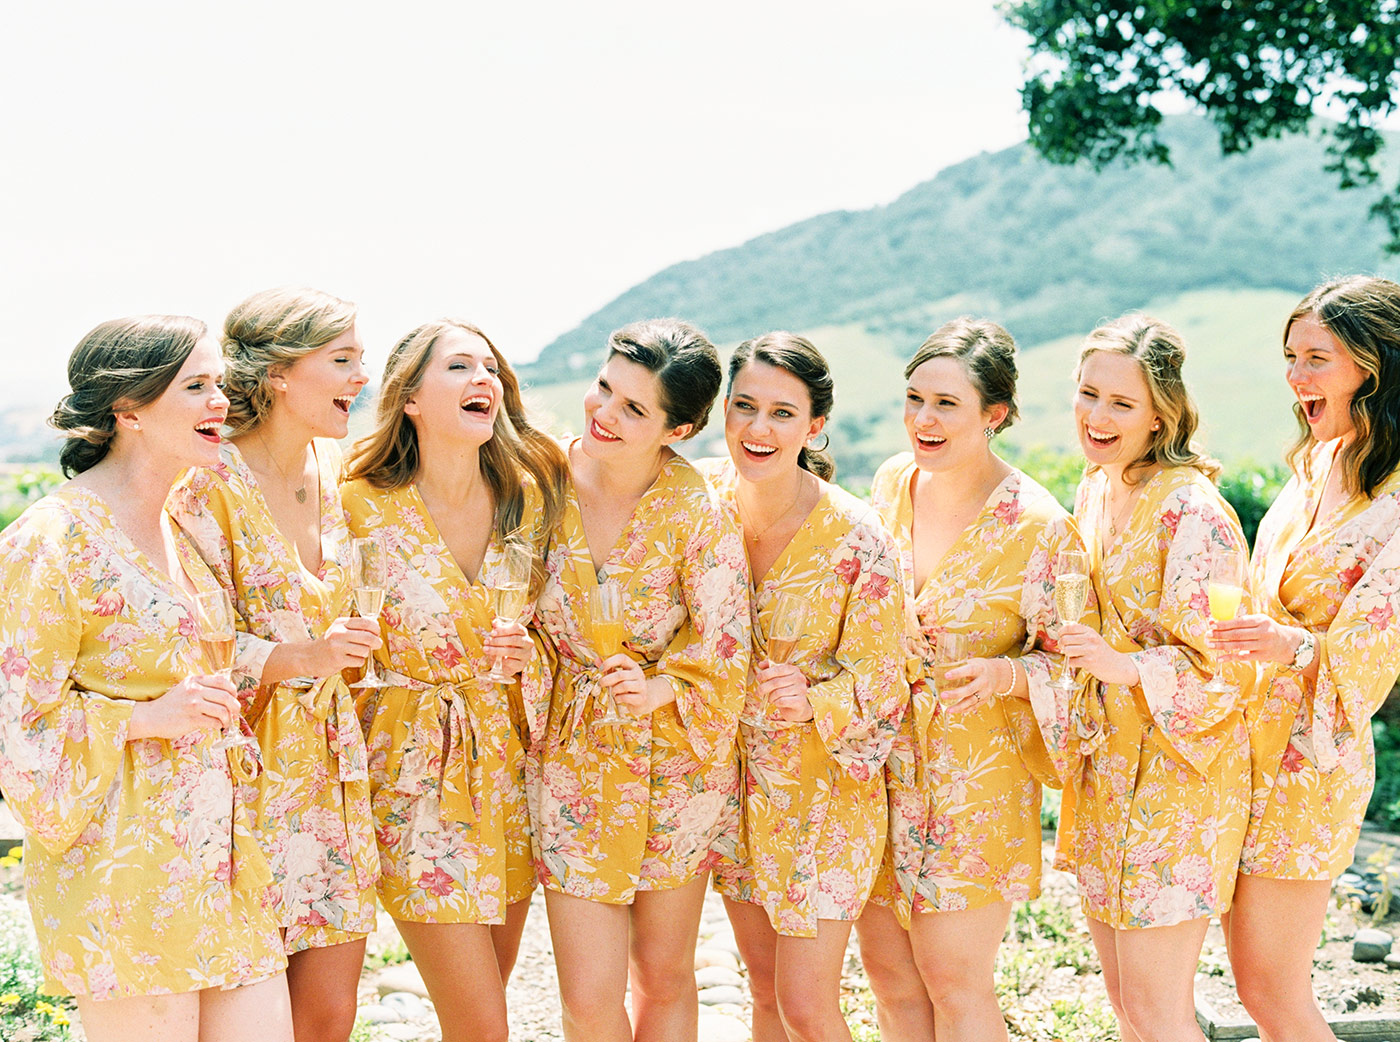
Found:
[532,318,751,1042]
[0,316,290,1041]
[703,331,908,1042]
[169,287,380,1042]
[856,317,1080,1042]
[341,318,568,1042]
[1214,276,1400,1042]
[1048,315,1250,1042]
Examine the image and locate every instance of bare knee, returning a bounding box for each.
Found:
[920,962,993,1020]
[290,993,358,1042]
[630,958,697,1007]
[775,989,841,1042]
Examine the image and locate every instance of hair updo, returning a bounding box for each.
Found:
[222,286,357,436]
[606,318,721,437]
[49,315,206,476]
[728,331,836,480]
[905,317,1020,433]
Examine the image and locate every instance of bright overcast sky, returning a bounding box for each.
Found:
[1,0,1032,405]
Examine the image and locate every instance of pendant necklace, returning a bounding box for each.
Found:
[738,475,805,544]
[259,431,308,504]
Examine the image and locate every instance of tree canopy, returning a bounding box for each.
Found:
[1005,0,1400,249]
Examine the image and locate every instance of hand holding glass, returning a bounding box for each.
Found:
[1205,550,1244,694]
[195,588,255,754]
[350,536,387,689]
[930,632,968,770]
[590,582,634,727]
[743,592,810,727]
[485,538,532,683]
[1053,550,1089,691]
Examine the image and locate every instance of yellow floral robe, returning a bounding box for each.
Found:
[169,441,378,951]
[869,455,1077,922]
[702,461,909,938]
[342,477,550,922]
[1032,467,1250,928]
[532,450,750,902]
[1241,441,1400,880]
[0,488,284,999]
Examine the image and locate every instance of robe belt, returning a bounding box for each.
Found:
[380,670,481,828]
[1069,679,1108,758]
[556,660,657,753]
[212,729,271,894]
[285,673,376,888]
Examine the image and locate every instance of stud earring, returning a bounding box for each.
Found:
[132,422,141,430]
[983,426,995,439]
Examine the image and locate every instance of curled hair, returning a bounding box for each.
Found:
[1285,275,1400,498]
[1077,314,1221,484]
[344,320,569,591]
[607,318,721,437]
[905,317,1020,433]
[728,331,836,480]
[49,315,206,476]
[222,286,357,435]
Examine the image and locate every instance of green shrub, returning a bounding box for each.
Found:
[0,897,73,1039]
[0,467,62,530]
[1369,717,1400,831]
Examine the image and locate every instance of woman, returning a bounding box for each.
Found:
[341,318,568,1042]
[531,318,750,1042]
[854,317,1080,1042]
[1046,316,1250,1042]
[702,332,908,1042]
[0,316,291,1041]
[169,287,380,1042]
[1214,276,1400,1042]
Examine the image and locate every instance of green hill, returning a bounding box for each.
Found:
[520,117,1397,484]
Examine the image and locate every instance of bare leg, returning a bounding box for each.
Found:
[854,903,936,1042]
[1084,920,1144,1042]
[200,973,294,1042]
[545,888,632,1042]
[285,938,367,1042]
[773,921,855,1042]
[724,897,785,1042]
[75,993,198,1042]
[490,898,533,985]
[1088,917,1209,1042]
[1223,875,1336,1042]
[394,920,509,1042]
[907,901,1011,1042]
[629,873,709,1042]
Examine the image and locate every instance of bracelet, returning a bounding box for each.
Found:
[992,656,1019,699]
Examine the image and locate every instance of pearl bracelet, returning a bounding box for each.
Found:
[992,656,1019,699]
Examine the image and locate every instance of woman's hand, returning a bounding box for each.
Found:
[940,656,1013,713]
[1056,622,1140,686]
[129,674,241,740]
[484,619,533,679]
[305,616,383,676]
[1212,615,1304,665]
[756,660,813,723]
[601,657,675,716]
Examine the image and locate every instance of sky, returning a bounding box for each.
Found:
[1,1,1033,407]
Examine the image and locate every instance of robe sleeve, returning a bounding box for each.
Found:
[168,470,277,692]
[0,514,134,853]
[1126,484,1249,774]
[1308,493,1400,769]
[805,517,909,782]
[656,490,751,765]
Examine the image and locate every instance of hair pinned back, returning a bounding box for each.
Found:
[906,317,1019,433]
[50,315,206,476]
[607,319,721,437]
[728,331,836,481]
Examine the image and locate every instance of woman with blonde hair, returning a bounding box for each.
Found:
[1214,276,1400,1042]
[1046,315,1249,1042]
[703,332,908,1042]
[0,316,291,1041]
[341,318,568,1042]
[169,287,380,1042]
[532,318,750,1042]
[855,318,1081,1042]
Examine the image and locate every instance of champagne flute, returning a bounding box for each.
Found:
[590,581,633,727]
[195,588,255,755]
[742,591,810,727]
[930,631,969,772]
[1204,549,1245,694]
[484,538,533,683]
[350,536,388,690]
[1053,549,1090,691]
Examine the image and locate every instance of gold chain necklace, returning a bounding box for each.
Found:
[737,476,805,543]
[258,430,308,504]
